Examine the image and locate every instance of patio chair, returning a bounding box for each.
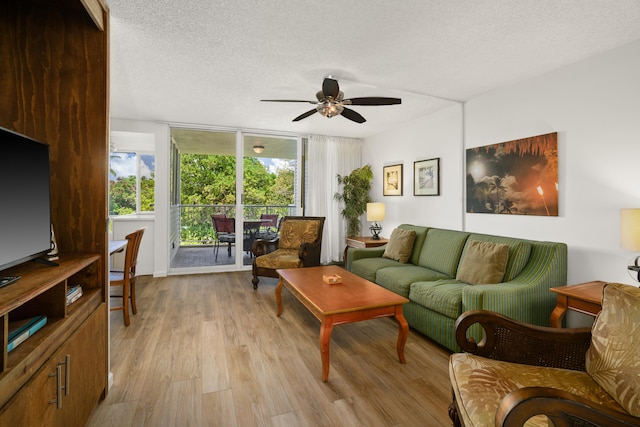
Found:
[212,216,235,261]
[251,216,325,289]
[257,213,279,239]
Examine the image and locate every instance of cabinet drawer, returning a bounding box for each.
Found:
[0,304,106,427]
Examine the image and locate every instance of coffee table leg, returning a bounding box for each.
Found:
[319,319,334,382]
[276,277,284,317]
[394,306,408,364]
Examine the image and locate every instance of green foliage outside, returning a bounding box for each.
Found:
[109,175,155,215]
[141,176,155,211]
[109,175,137,215]
[110,153,295,245]
[179,154,295,245]
[178,154,293,206]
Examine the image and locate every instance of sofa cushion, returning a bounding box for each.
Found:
[586,282,640,417]
[255,249,302,269]
[349,257,407,283]
[382,228,416,263]
[456,240,509,285]
[418,229,470,277]
[397,224,429,265]
[409,280,468,319]
[278,219,321,250]
[375,266,450,298]
[450,353,625,427]
[467,233,532,281]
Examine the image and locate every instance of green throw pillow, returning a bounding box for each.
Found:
[382,228,416,264]
[456,240,509,285]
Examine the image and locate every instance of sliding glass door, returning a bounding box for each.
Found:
[169,127,299,273]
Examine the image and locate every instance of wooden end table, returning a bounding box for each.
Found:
[344,236,389,264]
[549,281,605,328]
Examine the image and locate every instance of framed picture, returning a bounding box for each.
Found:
[466,132,558,216]
[414,158,440,196]
[383,164,403,196]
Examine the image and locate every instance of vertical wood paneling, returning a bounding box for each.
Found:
[0,0,108,292]
[0,2,109,422]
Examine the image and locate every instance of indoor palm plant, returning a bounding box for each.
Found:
[334,164,373,237]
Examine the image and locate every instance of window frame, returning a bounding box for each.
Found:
[109,150,156,216]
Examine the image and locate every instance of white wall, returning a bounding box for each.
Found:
[364,39,640,326]
[364,103,465,234]
[111,216,155,275]
[110,118,170,277]
[465,39,640,288]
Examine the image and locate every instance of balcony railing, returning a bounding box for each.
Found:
[178,204,296,246]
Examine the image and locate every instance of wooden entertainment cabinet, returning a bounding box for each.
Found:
[0,0,110,425]
[0,255,106,425]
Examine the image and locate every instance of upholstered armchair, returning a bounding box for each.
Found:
[448,282,640,427]
[251,216,325,289]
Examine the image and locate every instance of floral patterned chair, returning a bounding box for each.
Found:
[251,216,325,289]
[449,282,640,427]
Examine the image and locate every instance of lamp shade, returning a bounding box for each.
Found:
[621,209,640,251]
[366,203,385,222]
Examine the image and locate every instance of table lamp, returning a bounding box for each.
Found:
[367,202,385,240]
[620,208,640,281]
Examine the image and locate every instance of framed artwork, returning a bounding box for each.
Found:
[414,158,440,196]
[466,132,558,216]
[383,164,403,196]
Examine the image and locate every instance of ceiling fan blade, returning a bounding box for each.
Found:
[322,78,340,99]
[340,107,366,123]
[261,99,317,104]
[292,109,318,122]
[346,97,402,106]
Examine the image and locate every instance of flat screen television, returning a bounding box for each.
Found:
[0,126,53,272]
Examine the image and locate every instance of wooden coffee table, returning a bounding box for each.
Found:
[276,265,409,382]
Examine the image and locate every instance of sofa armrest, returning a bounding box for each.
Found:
[462,241,568,326]
[496,387,639,427]
[346,246,387,270]
[455,310,591,370]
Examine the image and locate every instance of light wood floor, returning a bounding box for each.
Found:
[86,271,453,426]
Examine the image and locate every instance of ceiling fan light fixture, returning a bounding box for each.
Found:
[253,144,265,154]
[261,77,401,123]
[317,101,343,118]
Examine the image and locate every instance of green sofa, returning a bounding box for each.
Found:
[346,225,567,352]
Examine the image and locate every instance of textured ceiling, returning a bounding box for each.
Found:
[106,0,640,139]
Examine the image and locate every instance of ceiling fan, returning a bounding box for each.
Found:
[261,77,401,123]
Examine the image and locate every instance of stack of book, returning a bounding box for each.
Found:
[66,285,83,306]
[8,315,47,352]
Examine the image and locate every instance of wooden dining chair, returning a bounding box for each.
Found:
[109,227,145,326]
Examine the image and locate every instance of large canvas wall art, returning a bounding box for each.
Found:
[466,132,558,216]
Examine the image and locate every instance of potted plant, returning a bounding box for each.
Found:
[334,164,373,237]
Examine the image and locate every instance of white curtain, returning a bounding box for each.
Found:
[306,134,363,264]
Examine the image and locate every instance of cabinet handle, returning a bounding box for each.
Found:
[49,365,63,409]
[60,354,71,396]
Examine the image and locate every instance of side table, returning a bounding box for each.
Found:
[549,281,605,328]
[344,236,389,265]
